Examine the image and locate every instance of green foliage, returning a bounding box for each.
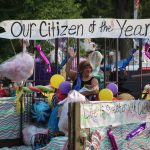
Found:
[140,0,150,18]
[0,0,150,62]
[78,0,114,18]
[16,0,81,19]
[0,0,81,63]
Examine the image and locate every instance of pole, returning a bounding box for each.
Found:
[134,0,138,19]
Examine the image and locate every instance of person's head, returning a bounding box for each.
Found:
[78,60,93,75]
[0,81,3,88]
[12,82,17,89]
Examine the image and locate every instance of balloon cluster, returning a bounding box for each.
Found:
[98,83,118,101]
[50,74,65,89]
[50,74,71,93]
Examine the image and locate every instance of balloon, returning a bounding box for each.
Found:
[98,88,113,101]
[50,74,65,89]
[35,85,54,92]
[28,86,42,93]
[106,83,118,96]
[23,87,32,93]
[117,93,135,100]
[59,81,71,94]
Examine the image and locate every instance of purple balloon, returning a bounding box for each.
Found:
[59,81,71,94]
[106,83,118,96]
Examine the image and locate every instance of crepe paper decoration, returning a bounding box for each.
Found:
[107,127,118,150]
[31,101,51,123]
[35,44,51,73]
[16,87,24,114]
[119,48,137,79]
[90,130,102,150]
[126,122,146,140]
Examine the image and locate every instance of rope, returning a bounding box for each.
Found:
[10,39,16,55]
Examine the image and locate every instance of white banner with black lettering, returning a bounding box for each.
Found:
[0,19,150,39]
[80,100,150,128]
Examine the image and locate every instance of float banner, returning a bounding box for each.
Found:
[0,19,150,39]
[80,100,150,128]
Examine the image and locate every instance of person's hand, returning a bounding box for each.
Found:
[84,84,93,89]
[68,47,76,58]
[92,88,99,95]
[147,87,150,94]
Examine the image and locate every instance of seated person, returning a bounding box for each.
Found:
[66,56,99,100]
[0,81,8,97]
[9,82,17,97]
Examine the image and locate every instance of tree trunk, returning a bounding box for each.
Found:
[115,0,133,58]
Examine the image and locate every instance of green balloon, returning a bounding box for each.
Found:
[35,85,54,92]
[23,87,32,93]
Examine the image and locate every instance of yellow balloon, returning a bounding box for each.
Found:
[99,88,113,101]
[50,74,65,89]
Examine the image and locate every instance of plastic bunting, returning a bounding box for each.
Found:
[16,87,24,114]
[35,44,51,73]
[57,57,67,73]
[119,48,137,79]
[145,43,150,59]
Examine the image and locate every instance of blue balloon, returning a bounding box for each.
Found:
[31,101,51,123]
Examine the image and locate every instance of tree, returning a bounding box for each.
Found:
[0,0,81,63]
[112,0,133,58]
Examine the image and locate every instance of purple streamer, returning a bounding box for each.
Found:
[126,122,146,140]
[107,128,118,150]
[35,44,51,73]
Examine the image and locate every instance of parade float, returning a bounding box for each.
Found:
[0,18,150,150]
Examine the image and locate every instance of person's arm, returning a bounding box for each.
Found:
[65,57,77,81]
[80,78,99,97]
